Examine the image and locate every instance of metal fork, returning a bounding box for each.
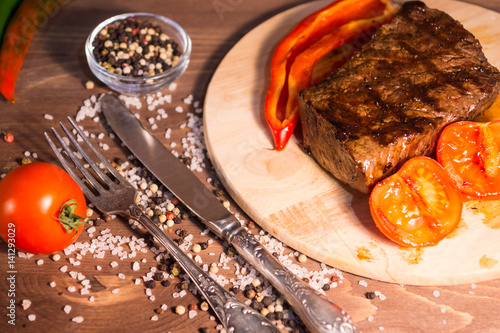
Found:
[45,117,280,333]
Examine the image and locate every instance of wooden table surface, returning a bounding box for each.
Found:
[1,0,500,332]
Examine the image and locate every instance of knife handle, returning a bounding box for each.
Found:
[230,228,358,333]
[126,205,280,333]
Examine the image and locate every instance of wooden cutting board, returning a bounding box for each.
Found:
[203,0,500,286]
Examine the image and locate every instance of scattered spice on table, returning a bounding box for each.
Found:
[175,305,186,315]
[365,291,376,299]
[9,91,354,332]
[3,131,13,143]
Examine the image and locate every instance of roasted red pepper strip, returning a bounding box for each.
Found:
[0,0,66,103]
[265,0,390,150]
[286,7,397,128]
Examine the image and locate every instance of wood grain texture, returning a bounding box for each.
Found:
[0,0,500,332]
[204,0,500,286]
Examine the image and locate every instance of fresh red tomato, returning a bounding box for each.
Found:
[369,156,462,247]
[437,120,500,200]
[0,162,87,254]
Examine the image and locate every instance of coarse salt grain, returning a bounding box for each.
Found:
[64,305,72,314]
[28,314,36,321]
[358,280,368,287]
[376,292,386,301]
[50,282,56,288]
[151,315,159,321]
[44,114,54,120]
[67,286,76,293]
[110,261,118,268]
[22,299,32,310]
[72,316,84,323]
[112,288,120,294]
[433,290,441,297]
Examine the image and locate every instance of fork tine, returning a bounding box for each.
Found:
[65,117,128,186]
[59,120,117,190]
[44,131,100,204]
[48,125,109,196]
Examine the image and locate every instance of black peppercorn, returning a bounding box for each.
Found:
[175,229,187,238]
[251,301,264,311]
[266,312,277,321]
[144,280,156,289]
[153,196,166,205]
[365,291,376,299]
[262,296,273,307]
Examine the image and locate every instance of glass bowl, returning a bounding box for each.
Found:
[85,12,191,96]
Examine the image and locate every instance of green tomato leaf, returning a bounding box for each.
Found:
[56,199,88,234]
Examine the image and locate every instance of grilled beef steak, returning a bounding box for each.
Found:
[298,0,500,193]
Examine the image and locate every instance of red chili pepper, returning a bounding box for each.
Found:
[286,9,397,127]
[265,0,394,150]
[0,0,65,103]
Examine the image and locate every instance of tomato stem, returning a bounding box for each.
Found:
[56,199,88,234]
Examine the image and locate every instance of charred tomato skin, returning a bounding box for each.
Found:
[437,120,500,200]
[369,156,462,247]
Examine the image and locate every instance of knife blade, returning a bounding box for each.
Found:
[100,94,239,238]
[100,94,358,333]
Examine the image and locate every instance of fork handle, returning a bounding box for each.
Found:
[122,204,280,333]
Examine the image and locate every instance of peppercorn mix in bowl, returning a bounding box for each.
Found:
[85,13,191,96]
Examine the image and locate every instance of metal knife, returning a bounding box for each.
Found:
[100,94,358,333]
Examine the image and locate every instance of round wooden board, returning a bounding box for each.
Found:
[203,0,500,286]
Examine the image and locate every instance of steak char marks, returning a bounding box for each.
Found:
[298,1,500,193]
